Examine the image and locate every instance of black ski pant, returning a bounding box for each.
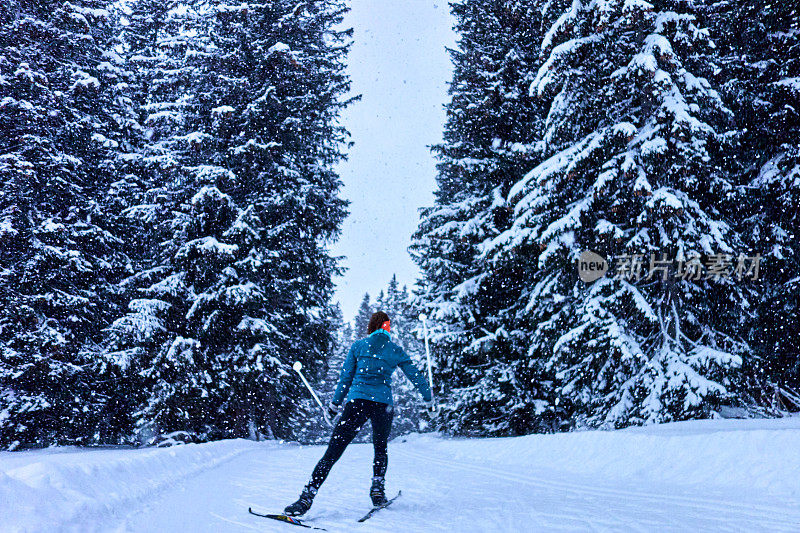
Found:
[307,398,393,491]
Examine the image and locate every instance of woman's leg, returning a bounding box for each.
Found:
[307,399,369,491]
[369,402,394,479]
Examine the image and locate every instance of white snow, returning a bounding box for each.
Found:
[623,0,654,13]
[776,77,800,93]
[541,0,581,52]
[0,218,18,237]
[90,133,119,149]
[71,71,100,90]
[640,136,667,157]
[0,439,264,532]
[186,237,238,258]
[3,418,800,532]
[211,105,235,116]
[268,42,291,54]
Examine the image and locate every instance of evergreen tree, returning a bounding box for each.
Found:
[411,0,552,436]
[323,303,351,390]
[491,0,752,428]
[99,0,222,444]
[352,292,374,338]
[707,1,800,407]
[102,0,351,444]
[293,303,347,444]
[0,0,128,449]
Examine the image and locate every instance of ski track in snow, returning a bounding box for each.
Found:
[116,435,800,531]
[5,419,800,532]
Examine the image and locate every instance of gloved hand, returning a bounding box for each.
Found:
[425,399,438,418]
[327,401,341,420]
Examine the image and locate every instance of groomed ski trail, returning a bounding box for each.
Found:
[105,429,800,532]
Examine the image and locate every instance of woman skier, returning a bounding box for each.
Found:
[284,311,436,516]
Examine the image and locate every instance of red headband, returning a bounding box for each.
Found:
[381,320,391,332]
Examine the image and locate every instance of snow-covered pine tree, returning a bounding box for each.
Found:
[99,0,222,444]
[321,303,349,382]
[411,0,551,436]
[290,302,380,445]
[323,303,352,392]
[210,0,351,441]
[492,0,752,428]
[291,304,347,445]
[707,1,800,405]
[102,0,351,443]
[352,293,374,338]
[0,0,129,449]
[84,1,153,444]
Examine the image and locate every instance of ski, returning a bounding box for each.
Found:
[248,508,328,531]
[357,490,402,523]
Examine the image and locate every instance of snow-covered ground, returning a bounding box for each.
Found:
[3,418,800,532]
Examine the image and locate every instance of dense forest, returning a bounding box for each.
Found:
[1,0,798,449]
[1,0,352,448]
[413,0,799,436]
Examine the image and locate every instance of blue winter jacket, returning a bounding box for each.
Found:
[332,329,432,406]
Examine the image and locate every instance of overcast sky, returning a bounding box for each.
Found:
[331,1,457,320]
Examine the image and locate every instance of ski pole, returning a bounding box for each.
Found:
[419,314,435,401]
[292,361,333,427]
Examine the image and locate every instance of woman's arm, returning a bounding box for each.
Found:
[331,343,357,405]
[398,349,433,402]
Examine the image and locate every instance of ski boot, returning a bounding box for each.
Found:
[370,476,389,507]
[284,485,316,516]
